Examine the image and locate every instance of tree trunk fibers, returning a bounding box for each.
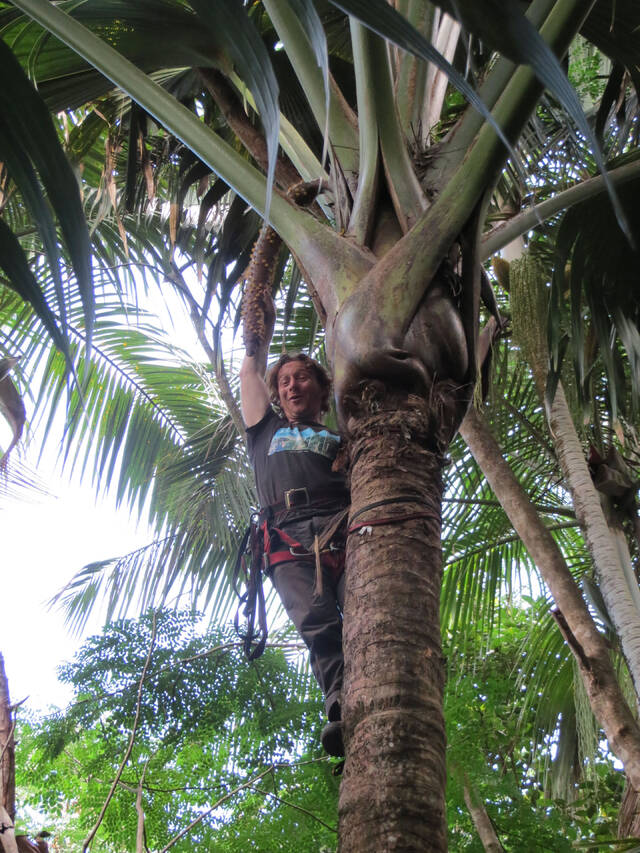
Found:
[460,407,640,790]
[463,783,504,853]
[0,655,15,823]
[618,778,640,838]
[0,655,17,853]
[339,390,448,852]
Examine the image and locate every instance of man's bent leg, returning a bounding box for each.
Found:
[271,559,343,719]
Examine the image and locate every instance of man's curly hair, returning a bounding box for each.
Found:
[266,352,332,415]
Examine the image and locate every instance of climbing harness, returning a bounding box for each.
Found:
[233,490,348,660]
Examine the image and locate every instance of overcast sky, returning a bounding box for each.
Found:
[1,441,152,711]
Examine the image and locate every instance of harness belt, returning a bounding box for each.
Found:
[266,485,349,517]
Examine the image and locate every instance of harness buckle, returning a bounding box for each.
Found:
[284,487,310,509]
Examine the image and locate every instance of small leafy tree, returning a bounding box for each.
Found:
[18,611,340,851]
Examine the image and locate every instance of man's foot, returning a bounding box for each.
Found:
[321,720,344,757]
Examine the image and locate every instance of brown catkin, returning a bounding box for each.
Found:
[242,225,282,356]
[242,182,323,355]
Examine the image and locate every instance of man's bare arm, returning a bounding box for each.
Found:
[240,347,271,427]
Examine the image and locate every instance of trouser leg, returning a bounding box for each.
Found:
[271,558,343,718]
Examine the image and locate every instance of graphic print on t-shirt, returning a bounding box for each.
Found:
[268,426,340,461]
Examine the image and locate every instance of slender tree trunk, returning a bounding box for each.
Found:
[510,253,640,698]
[0,655,17,853]
[548,385,640,696]
[339,389,449,852]
[463,782,504,853]
[460,407,640,789]
[0,655,15,823]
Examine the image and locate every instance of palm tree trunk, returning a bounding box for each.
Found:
[548,386,640,699]
[460,408,640,789]
[510,253,640,700]
[339,389,448,851]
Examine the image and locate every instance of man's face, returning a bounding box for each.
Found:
[277,360,323,423]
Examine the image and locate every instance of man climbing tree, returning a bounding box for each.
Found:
[239,232,349,757]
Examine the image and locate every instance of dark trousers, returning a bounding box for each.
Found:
[271,555,344,719]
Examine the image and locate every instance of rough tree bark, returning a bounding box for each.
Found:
[0,655,18,853]
[0,655,14,824]
[339,388,455,852]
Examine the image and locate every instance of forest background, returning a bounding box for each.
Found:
[0,0,639,851]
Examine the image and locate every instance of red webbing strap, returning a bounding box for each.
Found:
[262,519,315,569]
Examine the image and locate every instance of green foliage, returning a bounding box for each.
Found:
[18,607,628,851]
[17,610,339,851]
[445,609,624,852]
[569,37,609,107]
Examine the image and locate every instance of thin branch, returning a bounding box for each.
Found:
[158,758,330,853]
[249,785,337,833]
[169,261,245,436]
[158,765,277,853]
[212,354,245,439]
[82,611,158,852]
[135,761,149,853]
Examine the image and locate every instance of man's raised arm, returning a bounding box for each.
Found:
[239,288,275,428]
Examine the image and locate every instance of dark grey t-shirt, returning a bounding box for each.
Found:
[246,407,346,513]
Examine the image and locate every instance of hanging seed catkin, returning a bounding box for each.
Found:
[242,225,282,356]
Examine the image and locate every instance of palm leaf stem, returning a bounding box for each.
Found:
[436,0,556,185]
[368,29,426,231]
[394,1,437,136]
[442,496,575,518]
[446,521,578,568]
[500,398,557,463]
[346,20,380,245]
[262,0,359,173]
[482,155,640,259]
